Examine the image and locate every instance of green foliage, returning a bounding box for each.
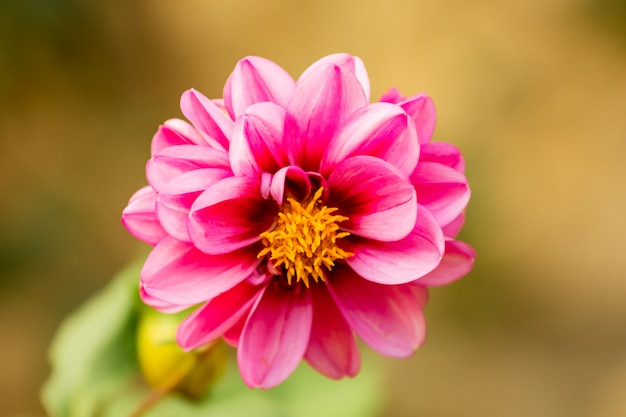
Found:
[41,259,385,417]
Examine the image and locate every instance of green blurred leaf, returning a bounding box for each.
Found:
[42,259,385,417]
[41,260,142,417]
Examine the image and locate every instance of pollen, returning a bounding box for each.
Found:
[258,187,353,287]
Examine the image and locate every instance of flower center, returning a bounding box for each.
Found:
[258,187,353,287]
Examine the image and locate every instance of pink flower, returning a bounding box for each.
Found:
[122,54,475,388]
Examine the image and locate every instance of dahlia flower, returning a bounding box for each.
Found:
[122,53,475,388]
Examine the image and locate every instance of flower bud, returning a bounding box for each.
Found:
[137,308,228,399]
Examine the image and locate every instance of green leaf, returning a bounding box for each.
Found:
[42,259,385,417]
[41,260,142,417]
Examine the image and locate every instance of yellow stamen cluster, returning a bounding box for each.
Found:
[258,188,353,287]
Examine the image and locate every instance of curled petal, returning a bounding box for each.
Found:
[399,93,436,144]
[328,267,426,357]
[299,53,370,101]
[321,102,419,177]
[156,168,232,242]
[147,144,231,192]
[304,284,361,379]
[121,186,166,246]
[150,119,209,155]
[230,102,288,177]
[269,165,311,205]
[189,177,278,254]
[180,89,234,151]
[420,141,466,173]
[238,281,313,388]
[416,239,476,286]
[140,236,262,306]
[327,156,417,242]
[342,206,445,285]
[284,63,368,172]
[177,281,264,350]
[224,56,296,119]
[411,161,470,228]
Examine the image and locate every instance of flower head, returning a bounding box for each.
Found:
[122,53,476,388]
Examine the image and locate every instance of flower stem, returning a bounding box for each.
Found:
[127,356,197,417]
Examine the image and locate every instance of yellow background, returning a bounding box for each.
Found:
[1,0,625,415]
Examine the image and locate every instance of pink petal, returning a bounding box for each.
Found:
[379,87,405,104]
[304,284,361,379]
[327,156,417,242]
[416,239,476,286]
[139,285,194,313]
[238,281,313,388]
[150,119,210,155]
[177,281,264,350]
[328,266,426,357]
[299,53,370,101]
[399,93,436,144]
[188,176,278,254]
[284,63,368,172]
[156,168,232,242]
[269,165,311,205]
[442,212,465,238]
[224,56,296,119]
[223,314,247,347]
[180,89,234,151]
[342,205,445,285]
[141,236,262,306]
[229,102,288,177]
[420,141,466,173]
[408,284,429,308]
[121,186,166,246]
[320,102,419,177]
[411,161,470,227]
[147,144,231,192]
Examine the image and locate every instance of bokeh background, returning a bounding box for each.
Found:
[1,0,626,416]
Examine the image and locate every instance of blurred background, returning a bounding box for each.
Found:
[1,0,625,416]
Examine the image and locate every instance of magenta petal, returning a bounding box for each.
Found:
[269,165,311,205]
[180,89,234,151]
[147,144,231,192]
[342,206,445,284]
[150,119,210,155]
[238,282,313,388]
[121,186,166,246]
[379,87,405,104]
[230,102,288,177]
[411,161,470,227]
[156,168,232,242]
[420,141,466,173]
[140,285,194,313]
[416,239,476,286]
[442,212,465,238]
[321,102,419,177]
[284,63,368,172]
[400,93,436,144]
[328,267,426,357]
[408,284,429,308]
[177,281,263,350]
[141,236,262,305]
[189,177,278,254]
[299,53,370,101]
[224,56,296,119]
[223,314,247,347]
[304,285,360,379]
[327,156,417,241]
